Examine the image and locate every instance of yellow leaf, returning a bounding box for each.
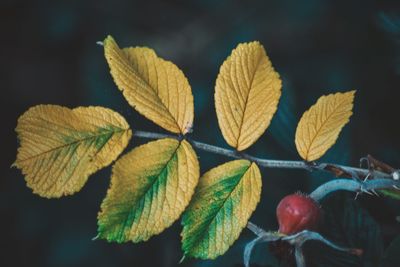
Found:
[14,105,131,198]
[215,41,282,151]
[104,36,194,134]
[97,138,199,243]
[295,91,356,161]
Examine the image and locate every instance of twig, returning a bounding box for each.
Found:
[244,223,362,267]
[134,131,399,267]
[134,130,396,180]
[310,178,400,202]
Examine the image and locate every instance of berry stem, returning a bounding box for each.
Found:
[134,130,399,267]
[310,178,400,202]
[245,223,363,267]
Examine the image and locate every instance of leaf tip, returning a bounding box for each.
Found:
[103,35,118,52]
[346,89,356,100]
[239,40,264,49]
[104,35,115,44]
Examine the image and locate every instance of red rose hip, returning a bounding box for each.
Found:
[276,193,321,235]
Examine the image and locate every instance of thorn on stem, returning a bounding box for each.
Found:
[178,255,186,264]
[363,172,372,181]
[370,189,380,197]
[362,189,374,196]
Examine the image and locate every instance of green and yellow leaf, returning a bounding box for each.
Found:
[181,159,262,259]
[104,36,194,134]
[295,91,355,161]
[97,138,199,243]
[215,41,282,151]
[14,105,131,198]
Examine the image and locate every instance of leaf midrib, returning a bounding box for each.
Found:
[235,54,263,149]
[16,127,127,164]
[185,163,251,255]
[118,46,183,133]
[304,99,342,160]
[118,141,181,240]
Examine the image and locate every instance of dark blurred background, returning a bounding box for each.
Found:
[2,0,400,266]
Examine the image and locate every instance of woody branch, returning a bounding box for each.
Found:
[133,130,399,182]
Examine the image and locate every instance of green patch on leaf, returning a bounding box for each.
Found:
[97,138,199,243]
[181,159,262,259]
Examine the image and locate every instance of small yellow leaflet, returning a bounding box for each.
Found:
[295,91,355,161]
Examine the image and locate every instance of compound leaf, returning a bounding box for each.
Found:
[181,159,262,259]
[295,91,355,161]
[104,36,194,134]
[215,42,282,151]
[97,138,199,243]
[14,105,131,198]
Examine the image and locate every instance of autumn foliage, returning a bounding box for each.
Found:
[14,36,358,264]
